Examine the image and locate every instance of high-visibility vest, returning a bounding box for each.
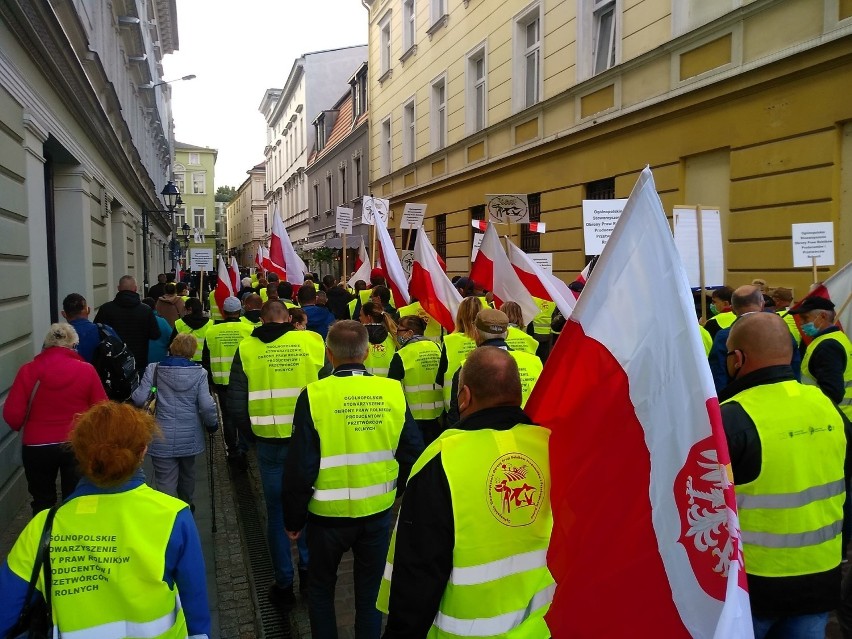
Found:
[777,310,801,345]
[722,380,845,576]
[713,311,736,330]
[174,318,214,362]
[365,334,396,377]
[699,325,712,357]
[307,374,406,518]
[348,298,359,320]
[259,288,269,303]
[397,340,443,420]
[801,330,852,420]
[530,297,556,336]
[441,333,476,410]
[179,295,190,304]
[398,301,443,343]
[378,425,554,637]
[359,289,373,305]
[205,321,253,385]
[240,315,262,328]
[476,296,492,309]
[208,290,222,322]
[8,484,189,638]
[507,350,543,408]
[506,326,538,356]
[237,330,325,438]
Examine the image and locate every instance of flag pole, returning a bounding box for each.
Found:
[812,256,818,285]
[342,232,348,285]
[369,193,377,268]
[697,204,707,322]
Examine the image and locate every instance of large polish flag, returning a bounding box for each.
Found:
[214,255,235,317]
[801,259,852,333]
[506,240,576,319]
[409,231,462,332]
[469,222,540,325]
[348,236,372,288]
[255,247,264,274]
[269,206,304,285]
[374,213,410,308]
[526,167,752,638]
[229,256,241,292]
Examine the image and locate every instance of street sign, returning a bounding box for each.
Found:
[190,248,214,272]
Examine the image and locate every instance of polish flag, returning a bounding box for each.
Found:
[269,206,304,285]
[796,259,852,338]
[409,231,462,332]
[348,236,372,289]
[526,167,752,638]
[471,219,487,232]
[528,222,546,233]
[255,247,265,274]
[374,212,410,308]
[469,222,540,325]
[229,256,241,292]
[506,240,576,319]
[214,255,235,318]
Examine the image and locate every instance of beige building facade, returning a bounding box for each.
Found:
[227,162,268,266]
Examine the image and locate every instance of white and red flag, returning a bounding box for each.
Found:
[214,255,235,318]
[269,206,304,285]
[469,222,540,325]
[374,212,410,308]
[229,256,240,292]
[255,247,265,274]
[506,240,575,319]
[471,219,488,232]
[528,222,546,233]
[526,167,752,638]
[348,236,372,288]
[799,259,852,335]
[409,231,462,332]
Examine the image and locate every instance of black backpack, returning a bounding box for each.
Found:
[92,324,139,401]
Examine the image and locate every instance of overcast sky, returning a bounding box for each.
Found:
[163,0,369,189]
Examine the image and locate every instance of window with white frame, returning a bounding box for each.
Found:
[340,165,347,204]
[403,0,416,52]
[193,208,205,230]
[174,208,186,229]
[192,172,206,194]
[592,0,616,75]
[403,98,416,165]
[326,175,333,211]
[431,0,445,25]
[513,4,542,112]
[174,172,185,194]
[188,152,200,165]
[380,13,392,75]
[353,156,362,198]
[381,117,392,175]
[431,77,447,152]
[466,45,487,134]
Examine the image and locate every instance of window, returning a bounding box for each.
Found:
[381,117,392,175]
[339,165,347,204]
[174,173,185,194]
[193,208,205,230]
[586,176,615,199]
[514,4,542,111]
[403,98,416,165]
[264,212,268,233]
[470,204,485,244]
[326,175,333,212]
[188,152,200,165]
[401,228,418,250]
[592,0,617,75]
[192,172,205,194]
[466,45,487,134]
[352,66,368,117]
[174,208,186,229]
[403,0,416,52]
[520,193,541,253]
[436,214,447,260]
[431,0,445,25]
[431,76,446,152]
[316,115,326,152]
[313,184,320,217]
[380,13,392,76]
[353,156,362,198]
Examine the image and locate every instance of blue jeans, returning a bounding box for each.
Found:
[752,612,829,639]
[306,511,391,639]
[256,441,308,586]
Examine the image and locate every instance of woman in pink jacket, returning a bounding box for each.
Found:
[3,323,107,514]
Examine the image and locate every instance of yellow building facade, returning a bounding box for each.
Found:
[364,0,852,293]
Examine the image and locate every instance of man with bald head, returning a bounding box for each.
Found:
[721,312,850,638]
[94,274,161,372]
[379,346,554,637]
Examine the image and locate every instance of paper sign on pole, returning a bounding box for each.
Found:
[336,207,354,234]
[399,249,414,277]
[529,253,553,275]
[362,196,390,226]
[673,206,725,288]
[486,194,529,224]
[401,203,427,229]
[792,222,835,268]
[189,248,214,272]
[582,199,628,255]
[471,233,484,260]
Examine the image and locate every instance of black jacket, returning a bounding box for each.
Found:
[382,405,533,639]
[325,286,355,321]
[93,290,161,371]
[803,326,849,405]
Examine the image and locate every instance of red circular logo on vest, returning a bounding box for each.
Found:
[487,453,545,527]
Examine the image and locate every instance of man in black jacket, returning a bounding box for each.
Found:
[322,275,354,320]
[94,275,161,372]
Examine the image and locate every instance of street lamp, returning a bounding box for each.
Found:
[142,74,197,90]
[142,181,182,294]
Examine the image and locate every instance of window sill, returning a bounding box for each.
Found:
[426,14,448,39]
[400,45,417,64]
[378,68,393,85]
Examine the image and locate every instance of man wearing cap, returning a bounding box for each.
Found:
[790,296,852,419]
[445,308,543,427]
[771,287,800,346]
[202,296,253,467]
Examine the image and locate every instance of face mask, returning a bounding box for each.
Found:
[709,304,718,315]
[801,322,820,338]
[397,333,412,347]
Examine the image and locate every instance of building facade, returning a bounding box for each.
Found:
[0,0,179,521]
[364,0,852,292]
[173,142,217,268]
[226,162,268,266]
[259,45,368,249]
[305,63,371,279]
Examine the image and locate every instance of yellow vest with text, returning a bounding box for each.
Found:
[508,350,543,408]
[442,333,477,410]
[506,326,539,356]
[208,290,222,322]
[365,334,397,377]
[531,297,556,336]
[722,380,846,576]
[398,301,443,343]
[7,485,189,638]
[378,425,554,637]
[205,320,253,386]
[397,339,443,420]
[801,330,852,420]
[238,330,325,438]
[307,374,406,517]
[174,318,214,362]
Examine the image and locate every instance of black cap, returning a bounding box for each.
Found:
[788,296,835,314]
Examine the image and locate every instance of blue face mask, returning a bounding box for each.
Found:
[801,322,820,337]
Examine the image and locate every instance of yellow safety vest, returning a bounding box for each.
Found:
[208,290,222,322]
[506,326,539,356]
[365,334,396,377]
[359,288,373,306]
[307,374,406,517]
[441,333,476,410]
[777,310,801,345]
[476,296,492,309]
[205,321,253,385]
[801,330,852,420]
[259,288,269,303]
[240,315,262,328]
[722,380,846,577]
[713,311,736,330]
[508,350,543,408]
[348,298,359,320]
[398,301,444,343]
[174,318,214,362]
[378,425,554,637]
[397,339,443,420]
[179,295,190,304]
[531,297,556,336]
[699,325,713,357]
[238,330,325,438]
[7,485,189,638]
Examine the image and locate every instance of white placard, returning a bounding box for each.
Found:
[401,203,427,229]
[582,199,628,255]
[792,222,835,268]
[486,194,529,224]
[362,196,390,226]
[529,253,553,275]
[399,250,414,277]
[471,233,484,260]
[189,249,214,272]
[673,206,725,288]
[336,207,354,234]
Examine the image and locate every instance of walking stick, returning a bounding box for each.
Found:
[209,389,224,534]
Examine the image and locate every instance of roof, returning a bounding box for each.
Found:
[308,90,367,166]
[175,141,218,161]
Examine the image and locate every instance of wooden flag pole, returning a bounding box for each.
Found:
[812,256,819,285]
[697,204,707,322]
[342,232,348,285]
